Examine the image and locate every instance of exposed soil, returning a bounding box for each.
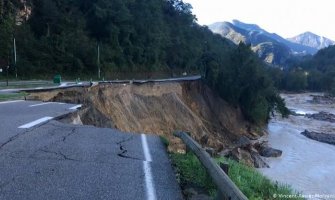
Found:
[27,80,264,153]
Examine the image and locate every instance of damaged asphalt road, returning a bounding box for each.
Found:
[0,101,182,200]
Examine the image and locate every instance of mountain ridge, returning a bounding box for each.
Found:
[208,20,333,66]
[287,32,335,50]
[209,20,318,55]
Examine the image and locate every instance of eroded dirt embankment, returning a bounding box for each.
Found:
[27,81,263,152]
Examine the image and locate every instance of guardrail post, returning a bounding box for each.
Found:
[220,162,229,175]
[215,191,226,200]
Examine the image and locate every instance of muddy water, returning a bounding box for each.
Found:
[259,93,335,198]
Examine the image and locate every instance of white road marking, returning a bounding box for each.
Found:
[18,116,53,129]
[69,105,82,110]
[29,102,53,107]
[141,134,156,200]
[0,100,24,105]
[142,134,152,162]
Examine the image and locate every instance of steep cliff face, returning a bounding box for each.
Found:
[28,81,263,152]
[252,42,291,65]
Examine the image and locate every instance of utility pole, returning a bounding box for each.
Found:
[6,65,9,86]
[13,37,17,78]
[97,42,101,79]
[6,53,9,86]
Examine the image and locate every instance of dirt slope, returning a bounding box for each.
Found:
[28,81,262,151]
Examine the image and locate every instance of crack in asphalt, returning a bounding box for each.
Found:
[0,134,23,150]
[0,120,67,151]
[116,136,142,161]
[117,153,143,161]
[0,128,35,150]
[45,123,75,136]
[39,149,79,161]
[62,128,76,142]
[30,126,78,155]
[116,136,134,145]
[1,123,78,162]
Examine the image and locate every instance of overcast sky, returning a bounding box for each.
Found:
[182,0,335,40]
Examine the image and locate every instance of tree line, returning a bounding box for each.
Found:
[0,0,289,124]
[268,45,335,96]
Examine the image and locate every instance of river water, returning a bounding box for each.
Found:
[259,93,335,199]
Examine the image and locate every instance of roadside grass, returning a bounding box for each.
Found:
[171,153,217,196]
[171,152,302,200]
[0,92,27,102]
[216,157,302,200]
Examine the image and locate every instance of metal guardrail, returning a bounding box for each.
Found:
[98,75,202,85]
[18,75,202,93]
[174,131,248,200]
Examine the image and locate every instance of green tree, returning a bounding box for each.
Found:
[284,70,308,91]
[207,43,289,124]
[0,1,16,68]
[2,0,289,125]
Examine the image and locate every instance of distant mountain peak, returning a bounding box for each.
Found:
[288,32,335,50]
[231,19,262,32]
[208,20,320,66]
[304,31,316,35]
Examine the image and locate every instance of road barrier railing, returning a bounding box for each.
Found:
[174,131,248,200]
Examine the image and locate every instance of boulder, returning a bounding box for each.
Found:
[306,111,335,123]
[234,136,252,149]
[301,130,335,145]
[310,95,335,104]
[259,146,282,158]
[230,148,254,167]
[218,149,231,157]
[204,147,216,157]
[251,151,269,168]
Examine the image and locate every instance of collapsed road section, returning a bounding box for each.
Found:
[27,80,262,154]
[0,100,182,200]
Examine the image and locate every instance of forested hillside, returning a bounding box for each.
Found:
[1,0,230,78]
[268,45,335,95]
[0,0,288,124]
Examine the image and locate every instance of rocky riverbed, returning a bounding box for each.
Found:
[259,93,335,199]
[218,136,282,168]
[301,130,335,145]
[306,111,335,123]
[309,94,335,105]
